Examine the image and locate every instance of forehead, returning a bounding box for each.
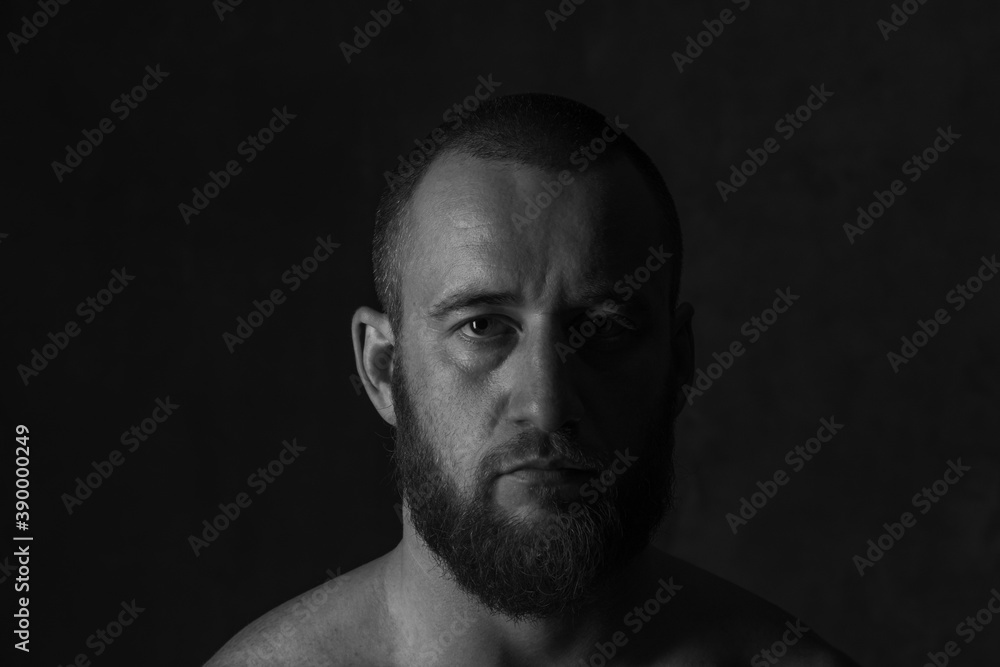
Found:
[400,152,668,321]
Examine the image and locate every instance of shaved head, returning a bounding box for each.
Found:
[372,93,683,339]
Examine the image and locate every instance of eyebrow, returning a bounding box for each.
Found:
[427,287,522,320]
[576,273,651,309]
[426,281,652,321]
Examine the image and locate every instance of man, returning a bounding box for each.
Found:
[207,94,860,666]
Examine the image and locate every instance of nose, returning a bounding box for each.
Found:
[504,319,583,433]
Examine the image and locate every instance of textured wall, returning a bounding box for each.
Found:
[3,1,997,665]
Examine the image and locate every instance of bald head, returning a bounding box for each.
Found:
[373,93,683,338]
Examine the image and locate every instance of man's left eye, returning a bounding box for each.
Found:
[592,312,637,335]
[584,312,640,348]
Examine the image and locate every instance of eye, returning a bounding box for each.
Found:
[577,310,641,351]
[593,312,638,338]
[459,316,513,341]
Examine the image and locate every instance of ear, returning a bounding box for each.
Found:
[351,306,398,427]
[669,302,695,419]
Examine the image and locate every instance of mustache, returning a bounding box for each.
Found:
[478,427,610,479]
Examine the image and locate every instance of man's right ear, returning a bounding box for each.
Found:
[351,306,397,427]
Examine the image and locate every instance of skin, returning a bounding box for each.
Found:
[205,152,861,666]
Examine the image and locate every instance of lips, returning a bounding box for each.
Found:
[506,468,594,484]
[500,458,597,475]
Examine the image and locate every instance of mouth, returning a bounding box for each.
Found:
[505,468,595,484]
[501,458,597,475]
[499,458,599,485]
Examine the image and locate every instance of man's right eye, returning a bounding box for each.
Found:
[458,316,514,342]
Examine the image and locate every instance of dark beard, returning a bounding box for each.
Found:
[390,350,676,621]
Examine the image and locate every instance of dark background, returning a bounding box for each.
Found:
[2,0,998,665]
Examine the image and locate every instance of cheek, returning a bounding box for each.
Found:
[587,350,669,398]
[581,357,672,435]
[409,359,495,482]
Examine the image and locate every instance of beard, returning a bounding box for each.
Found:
[390,350,676,622]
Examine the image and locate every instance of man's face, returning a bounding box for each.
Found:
[390,151,683,620]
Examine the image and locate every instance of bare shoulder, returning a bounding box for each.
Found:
[639,549,862,666]
[203,556,392,667]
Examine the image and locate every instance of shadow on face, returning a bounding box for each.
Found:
[396,150,684,508]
